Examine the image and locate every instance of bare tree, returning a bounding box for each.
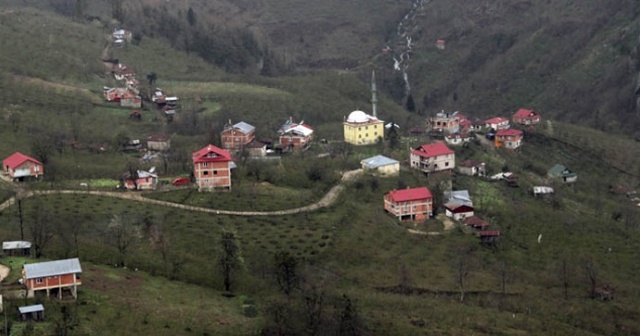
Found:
[274,250,300,297]
[452,243,475,303]
[218,229,243,292]
[108,214,137,267]
[28,201,55,258]
[584,255,599,298]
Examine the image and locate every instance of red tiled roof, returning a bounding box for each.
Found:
[513,108,537,118]
[444,202,474,212]
[458,160,482,168]
[485,117,508,124]
[3,152,41,169]
[411,142,454,158]
[387,187,432,202]
[192,144,231,163]
[496,129,523,137]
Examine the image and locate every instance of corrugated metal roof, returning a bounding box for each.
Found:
[361,155,399,169]
[23,258,82,279]
[19,304,44,314]
[2,241,31,250]
[233,122,255,135]
[444,190,473,206]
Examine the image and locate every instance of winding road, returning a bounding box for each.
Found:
[0,169,363,217]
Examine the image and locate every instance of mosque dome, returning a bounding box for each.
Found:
[346,110,371,123]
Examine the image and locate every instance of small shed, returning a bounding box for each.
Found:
[548,164,577,183]
[19,304,44,321]
[478,230,500,245]
[3,241,31,257]
[462,216,489,230]
[444,202,474,221]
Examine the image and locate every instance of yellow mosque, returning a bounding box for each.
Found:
[343,70,384,146]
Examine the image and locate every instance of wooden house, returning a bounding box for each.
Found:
[19,304,44,321]
[22,258,82,299]
[122,169,158,190]
[343,111,384,145]
[410,142,455,174]
[3,152,43,181]
[494,129,523,149]
[278,119,314,151]
[384,187,433,221]
[478,230,500,245]
[512,108,540,126]
[361,155,400,176]
[221,121,256,151]
[444,202,475,221]
[147,134,171,151]
[3,241,31,257]
[457,160,486,177]
[484,117,510,131]
[192,144,233,191]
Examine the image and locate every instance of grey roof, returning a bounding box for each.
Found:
[233,122,255,135]
[3,241,31,250]
[19,304,44,314]
[444,190,473,207]
[361,155,399,169]
[23,258,82,279]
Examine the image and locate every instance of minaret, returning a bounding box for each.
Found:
[371,70,378,118]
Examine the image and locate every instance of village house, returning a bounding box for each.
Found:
[245,141,268,157]
[436,39,446,50]
[221,121,256,152]
[462,216,489,230]
[343,110,384,145]
[122,169,158,191]
[410,142,455,174]
[445,132,471,146]
[192,144,233,191]
[429,111,461,134]
[512,108,541,126]
[444,202,475,221]
[384,187,433,221]
[278,119,314,151]
[3,241,31,257]
[103,87,128,102]
[494,129,523,149]
[147,134,171,151]
[485,117,510,130]
[120,92,142,108]
[548,164,577,183]
[478,230,500,245]
[361,155,400,176]
[19,305,45,322]
[22,258,82,299]
[3,152,43,181]
[457,160,486,177]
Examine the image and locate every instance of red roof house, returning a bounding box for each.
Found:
[384,187,433,221]
[410,142,455,174]
[495,129,523,149]
[22,258,82,299]
[512,108,540,126]
[444,202,475,221]
[484,117,510,130]
[462,216,489,230]
[192,144,233,191]
[3,152,43,181]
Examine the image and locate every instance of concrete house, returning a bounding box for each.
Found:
[457,160,486,177]
[221,121,256,152]
[192,144,233,191]
[22,258,82,299]
[361,155,400,176]
[410,142,455,174]
[429,111,461,134]
[147,134,171,151]
[485,117,510,130]
[513,108,541,126]
[122,169,158,191]
[495,129,523,149]
[278,119,314,151]
[444,202,475,221]
[3,152,43,181]
[384,187,433,221]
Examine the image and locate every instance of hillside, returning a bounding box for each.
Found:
[0,3,640,336]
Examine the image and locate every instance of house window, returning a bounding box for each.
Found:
[202,162,208,167]
[203,171,209,175]
[214,170,218,175]
[34,166,40,172]
[365,133,369,137]
[374,132,378,136]
[36,278,43,284]
[365,126,368,130]
[445,162,449,167]
[235,137,239,141]
[358,134,362,138]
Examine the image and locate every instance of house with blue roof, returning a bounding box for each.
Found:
[361,155,400,176]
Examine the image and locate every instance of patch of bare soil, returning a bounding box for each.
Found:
[0,264,10,281]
